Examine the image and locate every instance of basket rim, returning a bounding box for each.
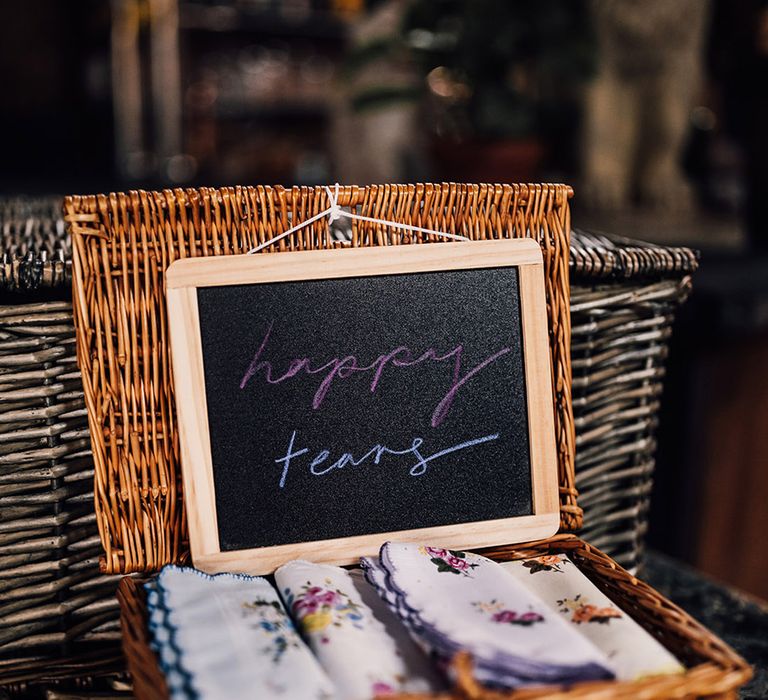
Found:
[1,197,702,293]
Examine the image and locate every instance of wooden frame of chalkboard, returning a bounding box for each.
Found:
[166,239,559,574]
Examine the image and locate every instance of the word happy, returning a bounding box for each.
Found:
[239,320,512,427]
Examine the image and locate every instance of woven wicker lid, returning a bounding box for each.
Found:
[4,206,698,295]
[571,228,699,281]
[0,196,70,292]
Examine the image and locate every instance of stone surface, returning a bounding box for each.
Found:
[645,551,768,700]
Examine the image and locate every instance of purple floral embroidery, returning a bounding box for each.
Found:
[420,546,479,577]
[282,580,365,643]
[491,610,545,626]
[472,600,545,627]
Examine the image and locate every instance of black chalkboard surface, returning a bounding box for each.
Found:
[166,241,559,574]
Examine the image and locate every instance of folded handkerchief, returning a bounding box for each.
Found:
[145,566,335,700]
[146,579,194,698]
[500,554,684,680]
[275,560,444,699]
[362,542,615,688]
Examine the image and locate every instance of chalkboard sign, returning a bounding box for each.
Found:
[166,240,559,574]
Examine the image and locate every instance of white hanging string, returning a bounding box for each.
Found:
[247,183,469,254]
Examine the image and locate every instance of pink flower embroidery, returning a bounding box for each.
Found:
[372,681,396,695]
[491,609,544,626]
[284,584,366,635]
[293,598,319,615]
[316,590,338,605]
[447,556,470,571]
[424,547,479,577]
[520,611,545,624]
[294,587,338,610]
[492,610,517,623]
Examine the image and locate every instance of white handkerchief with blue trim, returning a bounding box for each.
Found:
[361,542,616,688]
[275,560,444,699]
[146,566,335,700]
[146,579,193,698]
[500,554,684,680]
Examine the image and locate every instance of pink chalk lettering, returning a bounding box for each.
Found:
[240,320,512,425]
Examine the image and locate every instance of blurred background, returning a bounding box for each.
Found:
[1,0,766,599]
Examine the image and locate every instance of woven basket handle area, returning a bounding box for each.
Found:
[65,183,579,574]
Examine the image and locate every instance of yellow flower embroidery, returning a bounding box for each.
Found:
[301,611,333,633]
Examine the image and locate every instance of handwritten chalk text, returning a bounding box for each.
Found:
[274,429,500,489]
[240,321,511,427]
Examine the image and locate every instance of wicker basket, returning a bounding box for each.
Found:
[64,184,579,575]
[569,230,698,572]
[61,184,750,698]
[0,199,123,692]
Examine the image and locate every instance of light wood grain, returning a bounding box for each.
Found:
[196,513,560,575]
[166,238,560,575]
[519,265,560,516]
[166,286,221,563]
[166,238,543,289]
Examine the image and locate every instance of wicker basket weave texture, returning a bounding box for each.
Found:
[569,230,698,572]
[0,199,122,689]
[64,183,579,575]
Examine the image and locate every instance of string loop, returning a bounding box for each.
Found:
[247,183,469,254]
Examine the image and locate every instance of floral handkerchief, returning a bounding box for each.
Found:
[145,566,335,700]
[501,554,684,680]
[275,560,444,699]
[361,542,615,688]
[146,579,192,698]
